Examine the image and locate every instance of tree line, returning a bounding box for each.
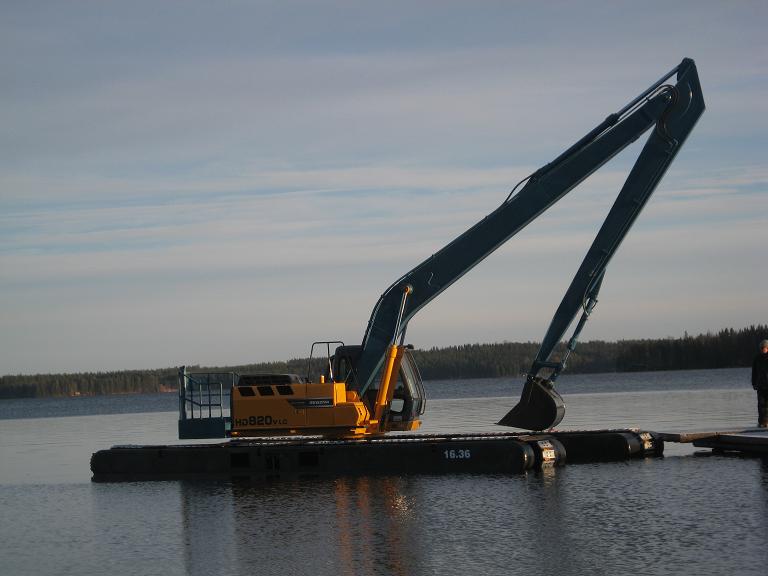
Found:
[410,325,766,379]
[1,324,765,399]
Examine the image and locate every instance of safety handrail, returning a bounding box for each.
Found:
[178,367,235,421]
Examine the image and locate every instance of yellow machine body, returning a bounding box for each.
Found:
[230,345,423,438]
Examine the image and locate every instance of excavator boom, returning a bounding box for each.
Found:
[353,58,704,430]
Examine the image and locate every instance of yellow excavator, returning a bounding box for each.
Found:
[178,58,704,439]
[228,329,424,438]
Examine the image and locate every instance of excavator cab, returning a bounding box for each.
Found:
[331,344,426,432]
[387,347,427,426]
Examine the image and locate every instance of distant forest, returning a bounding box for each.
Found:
[1,325,765,399]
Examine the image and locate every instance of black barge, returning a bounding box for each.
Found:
[91,429,662,482]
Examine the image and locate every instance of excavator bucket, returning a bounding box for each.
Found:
[498,376,565,431]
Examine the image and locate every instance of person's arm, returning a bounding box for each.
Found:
[753,356,759,390]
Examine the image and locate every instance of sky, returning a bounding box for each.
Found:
[1,0,766,375]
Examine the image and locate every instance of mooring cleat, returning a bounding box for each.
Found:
[498,376,566,431]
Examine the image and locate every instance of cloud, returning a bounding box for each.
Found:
[1,1,766,374]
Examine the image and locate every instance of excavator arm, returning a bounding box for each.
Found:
[352,58,705,430]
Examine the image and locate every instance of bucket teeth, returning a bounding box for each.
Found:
[498,376,565,431]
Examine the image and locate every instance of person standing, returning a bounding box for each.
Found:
[752,339,768,428]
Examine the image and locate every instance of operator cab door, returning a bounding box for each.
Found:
[385,348,426,424]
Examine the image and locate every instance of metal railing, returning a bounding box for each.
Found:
[178,366,235,421]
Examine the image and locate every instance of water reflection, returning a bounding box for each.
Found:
[179,482,237,576]
[172,470,595,576]
[332,477,414,576]
[209,477,420,576]
[168,447,768,576]
[758,456,768,524]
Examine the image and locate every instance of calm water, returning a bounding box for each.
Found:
[1,368,766,575]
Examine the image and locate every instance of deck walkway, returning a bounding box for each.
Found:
[658,428,768,455]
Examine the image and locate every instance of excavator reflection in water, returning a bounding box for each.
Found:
[179,58,705,439]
